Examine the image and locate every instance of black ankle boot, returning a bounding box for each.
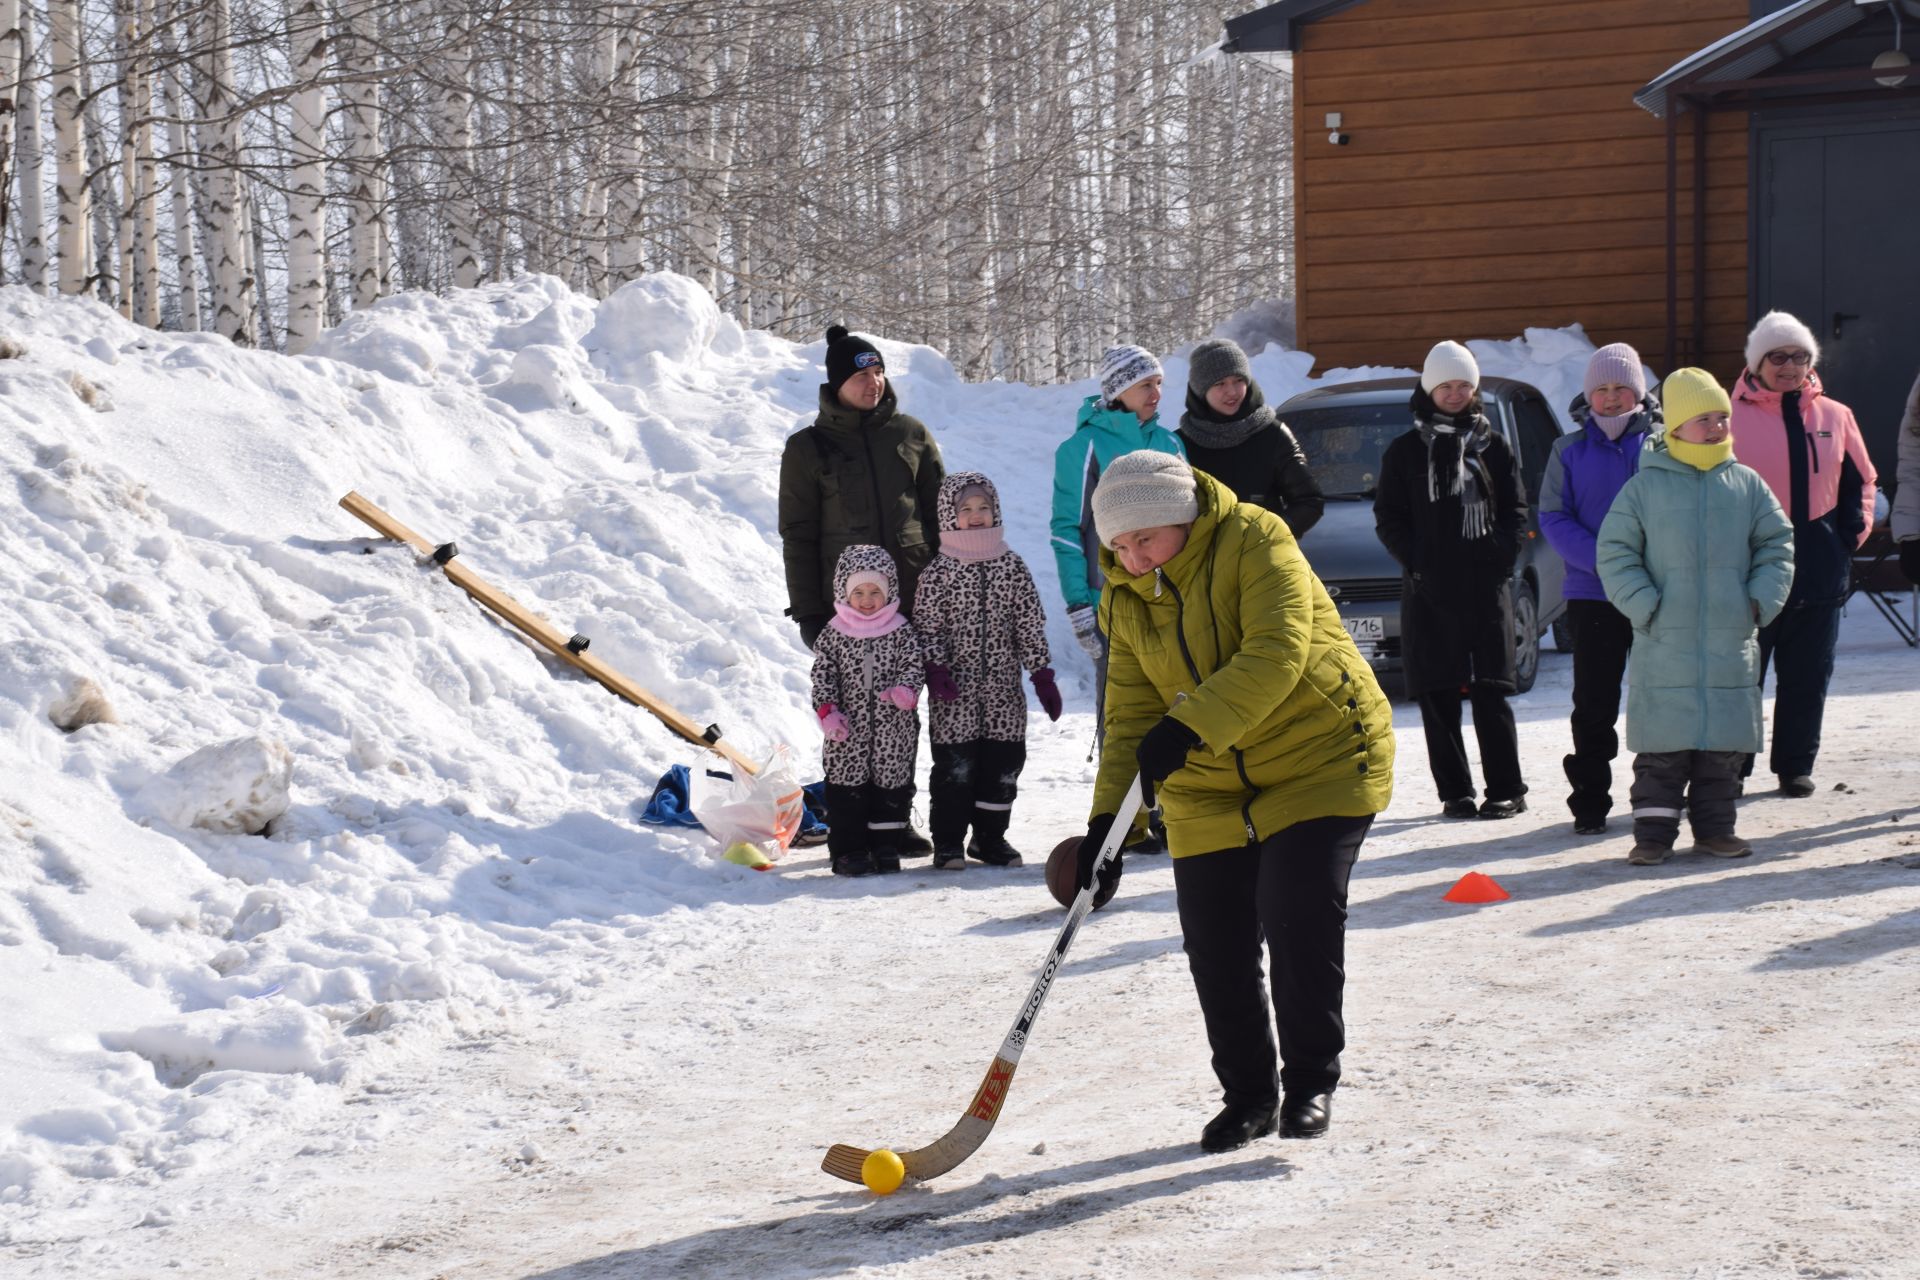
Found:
[1278,1091,1332,1139]
[830,850,875,878]
[1200,1101,1277,1153]
[966,808,1024,866]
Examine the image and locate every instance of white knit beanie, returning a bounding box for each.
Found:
[1420,340,1480,392]
[1744,310,1820,374]
[1092,451,1200,547]
[1100,345,1164,406]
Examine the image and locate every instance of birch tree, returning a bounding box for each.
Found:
[284,0,327,350]
[46,0,83,295]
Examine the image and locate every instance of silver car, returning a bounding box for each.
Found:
[1279,375,1570,695]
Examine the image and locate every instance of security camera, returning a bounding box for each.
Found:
[1328,131,1351,146]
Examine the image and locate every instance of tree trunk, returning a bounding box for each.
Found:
[191,0,253,342]
[47,0,85,295]
[339,0,387,308]
[13,0,47,292]
[1,0,21,275]
[435,1,480,290]
[160,57,198,329]
[285,0,327,351]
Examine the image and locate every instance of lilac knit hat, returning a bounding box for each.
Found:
[1583,343,1648,402]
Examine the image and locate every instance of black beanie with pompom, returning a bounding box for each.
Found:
[825,325,885,394]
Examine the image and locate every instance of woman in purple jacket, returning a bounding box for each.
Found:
[1538,344,1661,835]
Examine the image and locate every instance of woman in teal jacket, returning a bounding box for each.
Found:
[1050,346,1186,655]
[1596,368,1794,866]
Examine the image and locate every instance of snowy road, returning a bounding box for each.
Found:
[5,281,1916,1278]
[37,620,1915,1280]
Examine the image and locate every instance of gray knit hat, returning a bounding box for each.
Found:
[1092,451,1200,547]
[1100,344,1163,406]
[1188,338,1252,396]
[1583,342,1648,401]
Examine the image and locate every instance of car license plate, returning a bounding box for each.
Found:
[1343,616,1384,642]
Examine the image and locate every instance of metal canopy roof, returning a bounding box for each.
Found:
[1635,0,1919,118]
[1222,0,1367,54]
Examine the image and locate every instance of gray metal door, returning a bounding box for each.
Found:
[1756,113,1920,483]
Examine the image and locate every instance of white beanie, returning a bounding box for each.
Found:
[1092,451,1199,547]
[1100,345,1164,406]
[1420,340,1480,392]
[1744,310,1820,374]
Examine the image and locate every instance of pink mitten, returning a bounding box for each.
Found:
[882,685,919,711]
[816,704,850,742]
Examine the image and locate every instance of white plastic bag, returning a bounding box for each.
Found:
[688,745,806,868]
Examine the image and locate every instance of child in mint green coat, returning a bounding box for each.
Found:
[1596,368,1793,866]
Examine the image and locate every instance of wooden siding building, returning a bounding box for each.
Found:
[1223,0,1920,479]
[1226,0,1751,375]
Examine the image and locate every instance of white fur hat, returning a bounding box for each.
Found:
[1744,310,1820,374]
[1420,340,1480,392]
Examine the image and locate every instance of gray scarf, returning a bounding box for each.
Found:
[1415,408,1496,540]
[1179,381,1276,450]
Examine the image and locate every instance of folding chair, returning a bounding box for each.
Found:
[1848,524,1919,648]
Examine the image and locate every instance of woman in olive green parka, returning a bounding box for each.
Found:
[1076,451,1393,1154]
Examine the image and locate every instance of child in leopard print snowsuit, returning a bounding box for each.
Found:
[812,545,925,878]
[912,472,1061,869]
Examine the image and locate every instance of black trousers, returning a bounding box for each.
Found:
[1562,599,1634,822]
[1746,601,1842,779]
[1630,750,1742,846]
[1416,684,1525,803]
[824,782,913,857]
[929,738,1027,848]
[1172,813,1372,1106]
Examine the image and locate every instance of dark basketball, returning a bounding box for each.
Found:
[1045,836,1117,911]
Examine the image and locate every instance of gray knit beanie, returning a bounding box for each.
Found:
[1188,339,1251,396]
[1092,451,1200,547]
[1583,342,1648,401]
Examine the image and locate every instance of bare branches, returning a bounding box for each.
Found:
[4,0,1292,375]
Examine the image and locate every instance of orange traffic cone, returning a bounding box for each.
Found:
[1443,871,1509,903]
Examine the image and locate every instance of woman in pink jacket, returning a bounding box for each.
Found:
[1729,311,1878,796]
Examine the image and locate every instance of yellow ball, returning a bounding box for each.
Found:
[860,1148,906,1195]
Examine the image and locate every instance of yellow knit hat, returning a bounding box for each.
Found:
[1660,367,1731,431]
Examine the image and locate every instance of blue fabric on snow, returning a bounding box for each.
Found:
[639,765,703,827]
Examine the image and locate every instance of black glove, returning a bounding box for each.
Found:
[1076,813,1124,901]
[797,614,828,648]
[1902,539,1920,587]
[1135,715,1201,810]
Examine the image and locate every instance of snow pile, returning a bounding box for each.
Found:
[0,275,1611,1246]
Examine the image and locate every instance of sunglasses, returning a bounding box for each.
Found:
[1763,350,1812,367]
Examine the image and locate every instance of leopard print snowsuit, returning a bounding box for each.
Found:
[810,545,925,788]
[912,472,1051,746]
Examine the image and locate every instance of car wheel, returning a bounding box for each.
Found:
[1551,615,1574,654]
[1513,580,1540,695]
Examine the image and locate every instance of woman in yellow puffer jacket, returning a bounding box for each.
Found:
[1075,451,1394,1153]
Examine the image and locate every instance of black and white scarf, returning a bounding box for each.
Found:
[1414,407,1496,540]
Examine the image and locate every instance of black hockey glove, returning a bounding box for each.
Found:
[797,614,828,648]
[1076,812,1124,899]
[1135,715,1201,810]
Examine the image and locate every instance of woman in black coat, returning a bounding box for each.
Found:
[1177,338,1325,538]
[1374,341,1530,819]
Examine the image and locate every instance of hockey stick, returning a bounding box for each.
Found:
[821,773,1146,1185]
